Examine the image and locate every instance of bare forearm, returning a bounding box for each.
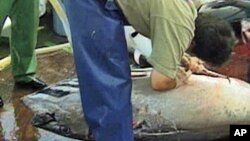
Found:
[150,67,192,92]
[150,69,176,91]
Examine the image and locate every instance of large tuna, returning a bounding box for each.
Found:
[22,73,250,141]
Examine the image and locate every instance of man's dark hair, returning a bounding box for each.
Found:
[192,13,236,66]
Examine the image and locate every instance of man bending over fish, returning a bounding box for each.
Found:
[63,0,236,141]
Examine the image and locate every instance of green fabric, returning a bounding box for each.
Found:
[0,0,39,82]
[117,0,197,78]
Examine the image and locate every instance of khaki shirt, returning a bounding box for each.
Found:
[116,0,197,78]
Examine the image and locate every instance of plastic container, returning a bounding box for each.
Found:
[52,0,66,36]
[39,0,47,17]
[1,17,11,38]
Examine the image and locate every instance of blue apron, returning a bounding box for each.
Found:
[64,0,134,141]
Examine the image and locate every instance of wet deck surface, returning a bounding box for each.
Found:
[0,51,80,141]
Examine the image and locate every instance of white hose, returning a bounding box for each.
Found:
[0,43,70,71]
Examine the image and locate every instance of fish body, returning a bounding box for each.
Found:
[22,74,250,141]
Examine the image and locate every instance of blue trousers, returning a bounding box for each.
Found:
[64,0,134,141]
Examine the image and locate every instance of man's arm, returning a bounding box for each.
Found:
[151,67,192,91]
[148,11,195,91]
[150,69,176,91]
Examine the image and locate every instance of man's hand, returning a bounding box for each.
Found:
[175,67,192,88]
[181,53,205,74]
[181,53,228,78]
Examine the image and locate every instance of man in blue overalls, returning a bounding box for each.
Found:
[64,0,133,141]
[64,0,236,141]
